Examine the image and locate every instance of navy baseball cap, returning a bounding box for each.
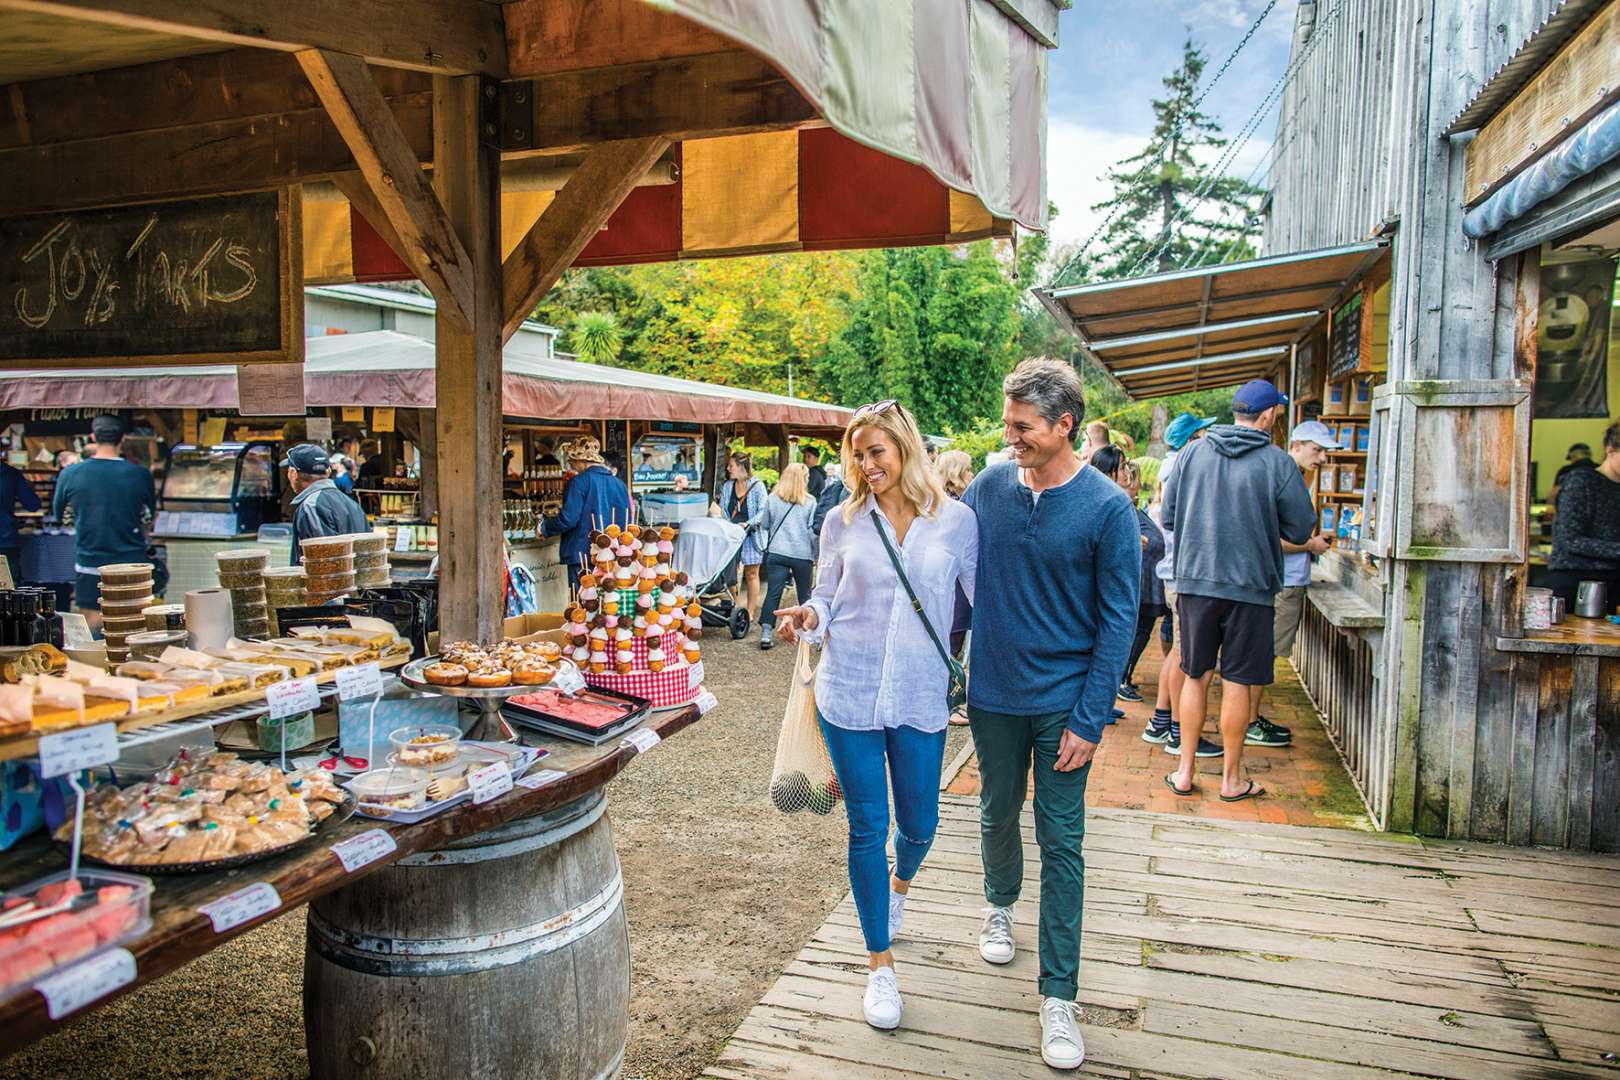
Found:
[280,443,331,475]
[1232,379,1288,413]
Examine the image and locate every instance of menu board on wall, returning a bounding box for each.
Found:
[1329,291,1364,380]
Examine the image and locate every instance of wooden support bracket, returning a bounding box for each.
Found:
[297,49,474,325]
[499,136,670,342]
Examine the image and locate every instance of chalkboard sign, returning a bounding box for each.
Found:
[0,189,301,369]
[1329,290,1364,379]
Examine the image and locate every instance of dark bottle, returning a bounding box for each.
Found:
[36,590,62,648]
[0,593,19,647]
[23,590,49,647]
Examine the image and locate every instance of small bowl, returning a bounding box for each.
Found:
[388,723,463,769]
[348,766,430,814]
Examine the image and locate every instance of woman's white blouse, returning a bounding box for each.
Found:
[804,496,978,733]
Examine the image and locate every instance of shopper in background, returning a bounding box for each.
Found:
[0,454,40,587]
[542,436,632,590]
[811,460,847,553]
[1092,447,1165,707]
[802,444,828,500]
[1078,420,1111,466]
[722,452,768,625]
[935,449,976,723]
[53,415,156,630]
[283,444,369,566]
[1162,381,1316,802]
[757,462,818,651]
[1548,421,1620,611]
[774,399,976,1034]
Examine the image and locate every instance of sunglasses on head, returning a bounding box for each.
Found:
[853,399,900,420]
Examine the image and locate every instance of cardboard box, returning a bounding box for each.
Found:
[427,612,565,655]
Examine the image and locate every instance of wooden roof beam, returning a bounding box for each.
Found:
[296,48,472,325]
[0,0,507,75]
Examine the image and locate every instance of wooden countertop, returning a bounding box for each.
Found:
[0,699,706,1051]
[1495,619,1620,657]
[1306,579,1385,630]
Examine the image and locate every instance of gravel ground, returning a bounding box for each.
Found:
[1,615,970,1080]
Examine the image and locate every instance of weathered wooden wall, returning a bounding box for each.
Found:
[1265,1,1613,847]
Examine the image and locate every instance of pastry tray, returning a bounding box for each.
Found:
[501,686,651,744]
[400,656,544,700]
[58,792,357,876]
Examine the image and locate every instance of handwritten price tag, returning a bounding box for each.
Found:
[468,762,513,805]
[515,768,566,791]
[334,662,383,702]
[695,690,719,716]
[331,829,397,872]
[198,883,282,934]
[551,661,587,695]
[687,661,706,689]
[38,723,119,779]
[36,948,135,1020]
[621,727,661,754]
[265,676,320,719]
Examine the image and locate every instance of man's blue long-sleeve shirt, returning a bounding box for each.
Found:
[962,462,1140,743]
[543,465,631,565]
[0,463,40,549]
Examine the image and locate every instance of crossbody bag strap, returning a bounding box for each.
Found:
[870,512,954,670]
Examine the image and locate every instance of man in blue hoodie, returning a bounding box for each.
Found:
[542,436,631,588]
[1162,380,1316,802]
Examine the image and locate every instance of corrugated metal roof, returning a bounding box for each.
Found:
[1033,241,1388,400]
[1443,0,1611,136]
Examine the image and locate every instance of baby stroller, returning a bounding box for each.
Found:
[672,517,752,640]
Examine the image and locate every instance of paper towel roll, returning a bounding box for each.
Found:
[185,588,235,650]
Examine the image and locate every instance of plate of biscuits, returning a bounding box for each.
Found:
[401,639,567,698]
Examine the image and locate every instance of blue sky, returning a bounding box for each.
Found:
[1045,0,1295,248]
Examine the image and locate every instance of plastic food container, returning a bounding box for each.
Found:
[97,564,154,586]
[0,869,154,1003]
[348,533,388,555]
[348,766,430,815]
[142,604,187,632]
[388,723,463,769]
[299,536,353,561]
[257,709,315,753]
[101,617,147,638]
[302,555,355,577]
[353,551,389,570]
[354,570,391,589]
[218,570,267,590]
[124,630,188,661]
[215,548,270,571]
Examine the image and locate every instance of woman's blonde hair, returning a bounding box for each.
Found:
[773,461,814,506]
[935,449,974,498]
[839,401,947,523]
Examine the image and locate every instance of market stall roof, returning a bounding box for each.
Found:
[0,330,854,432]
[1033,241,1389,400]
[1442,0,1610,136]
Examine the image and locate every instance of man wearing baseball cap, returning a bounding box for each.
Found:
[283,443,368,564]
[1160,380,1317,801]
[51,414,157,629]
[1246,420,1341,748]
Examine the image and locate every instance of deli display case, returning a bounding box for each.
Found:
[154,442,282,539]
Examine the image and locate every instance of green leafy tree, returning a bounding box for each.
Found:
[1087,39,1263,279]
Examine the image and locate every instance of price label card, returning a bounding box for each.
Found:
[198,883,282,934]
[394,527,413,553]
[61,612,94,650]
[37,947,135,1020]
[621,727,661,754]
[686,661,706,689]
[331,829,397,872]
[551,661,587,696]
[335,662,383,702]
[695,690,719,716]
[468,762,513,805]
[38,723,119,779]
[515,768,566,791]
[265,676,320,719]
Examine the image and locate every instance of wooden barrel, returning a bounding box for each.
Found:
[304,791,629,1079]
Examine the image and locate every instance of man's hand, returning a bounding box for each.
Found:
[1306,535,1331,556]
[1055,729,1098,772]
[773,605,818,645]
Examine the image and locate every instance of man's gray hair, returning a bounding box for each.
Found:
[1003,359,1086,444]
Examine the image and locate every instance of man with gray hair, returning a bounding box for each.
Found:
[960,358,1139,1070]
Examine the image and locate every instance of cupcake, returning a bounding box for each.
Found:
[589,649,608,673]
[637,592,653,613]
[683,643,701,664]
[615,627,632,647]
[603,593,621,615]
[657,593,676,613]
[648,646,666,672]
[657,538,674,556]
[589,626,609,646]
[615,657,633,675]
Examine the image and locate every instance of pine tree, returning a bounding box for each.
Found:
[1088,39,1262,280]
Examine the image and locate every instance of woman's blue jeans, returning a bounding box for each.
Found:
[818,715,946,954]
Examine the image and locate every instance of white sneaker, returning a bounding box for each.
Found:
[979,904,1015,965]
[1040,997,1085,1070]
[863,966,902,1030]
[888,889,908,941]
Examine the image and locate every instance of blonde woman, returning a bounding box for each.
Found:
[776,400,978,1032]
[757,462,818,650]
[935,449,974,499]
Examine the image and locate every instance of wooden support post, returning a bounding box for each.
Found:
[432,76,504,645]
[417,407,438,521]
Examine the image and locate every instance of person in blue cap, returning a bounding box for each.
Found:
[283,443,369,564]
[1142,411,1222,756]
[1161,380,1316,802]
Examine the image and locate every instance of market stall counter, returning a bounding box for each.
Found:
[0,699,707,1075]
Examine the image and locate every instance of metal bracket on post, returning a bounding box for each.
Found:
[478,77,505,152]
[496,81,532,152]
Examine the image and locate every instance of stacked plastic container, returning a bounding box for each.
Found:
[215,548,270,639]
[97,562,155,665]
[301,535,355,604]
[351,531,390,589]
[262,566,308,623]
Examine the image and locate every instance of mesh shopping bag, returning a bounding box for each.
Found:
[769,641,842,815]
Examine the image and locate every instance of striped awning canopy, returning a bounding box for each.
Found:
[1033,242,1389,399]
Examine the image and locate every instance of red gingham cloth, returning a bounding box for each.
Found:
[586,659,699,708]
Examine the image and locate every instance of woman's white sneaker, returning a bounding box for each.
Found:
[1040,997,1085,1070]
[888,889,907,941]
[979,904,1016,964]
[863,966,902,1030]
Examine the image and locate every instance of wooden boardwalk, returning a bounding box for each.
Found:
[704,796,1620,1079]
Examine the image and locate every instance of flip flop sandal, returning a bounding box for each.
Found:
[1163,773,1196,797]
[1219,781,1266,803]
